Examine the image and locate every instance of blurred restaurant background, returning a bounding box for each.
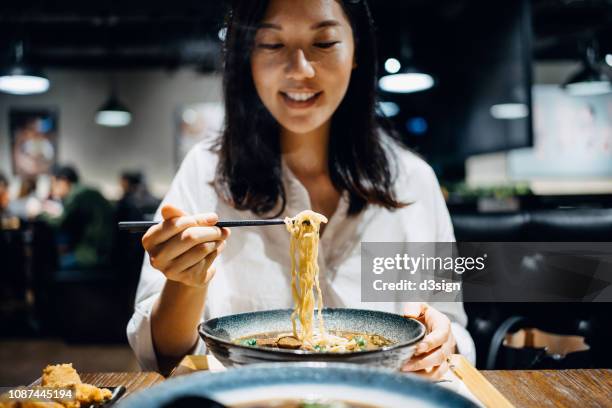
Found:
[1,0,611,383]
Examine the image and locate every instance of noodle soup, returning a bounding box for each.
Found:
[200,308,426,369]
[235,330,394,353]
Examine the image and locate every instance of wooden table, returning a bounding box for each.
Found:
[481,369,612,408]
[79,369,611,407]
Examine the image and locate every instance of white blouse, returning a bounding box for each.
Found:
[127,139,476,370]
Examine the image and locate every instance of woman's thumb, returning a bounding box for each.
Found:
[161,204,186,220]
[403,302,427,319]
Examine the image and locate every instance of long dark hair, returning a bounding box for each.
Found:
[215,0,407,216]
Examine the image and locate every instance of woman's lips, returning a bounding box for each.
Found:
[280,91,323,109]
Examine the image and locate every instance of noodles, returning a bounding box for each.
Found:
[284,210,328,344]
[284,210,360,352]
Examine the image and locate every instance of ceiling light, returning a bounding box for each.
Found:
[565,80,611,96]
[384,58,401,74]
[406,117,428,135]
[563,46,611,96]
[379,73,434,94]
[0,43,49,95]
[490,103,529,120]
[378,101,400,117]
[95,94,132,127]
[606,54,612,67]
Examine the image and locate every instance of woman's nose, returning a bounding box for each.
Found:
[285,48,315,80]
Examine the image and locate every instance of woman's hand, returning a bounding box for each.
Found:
[401,302,456,380]
[142,204,230,288]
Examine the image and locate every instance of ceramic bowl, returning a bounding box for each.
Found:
[199,308,426,370]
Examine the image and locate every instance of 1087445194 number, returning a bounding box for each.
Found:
[0,386,76,402]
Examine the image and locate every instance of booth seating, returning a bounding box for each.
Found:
[452,208,612,369]
[30,220,143,343]
[0,227,28,335]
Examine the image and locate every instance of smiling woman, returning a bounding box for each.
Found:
[129,0,474,379]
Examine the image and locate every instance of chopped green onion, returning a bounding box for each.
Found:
[241,338,257,346]
[354,336,366,347]
[301,402,334,408]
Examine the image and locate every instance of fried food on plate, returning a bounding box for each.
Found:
[0,364,112,408]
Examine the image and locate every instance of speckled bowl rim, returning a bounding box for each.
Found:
[117,362,479,408]
[199,308,426,357]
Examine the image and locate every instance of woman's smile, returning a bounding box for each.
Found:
[279,90,323,109]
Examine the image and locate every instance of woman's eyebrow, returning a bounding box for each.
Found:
[311,19,341,30]
[258,22,282,30]
[257,20,341,31]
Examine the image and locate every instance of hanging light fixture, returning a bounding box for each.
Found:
[95,75,132,127]
[563,44,611,96]
[95,93,132,127]
[379,71,435,94]
[0,42,50,95]
[378,36,435,94]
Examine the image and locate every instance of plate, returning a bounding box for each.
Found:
[117,363,478,408]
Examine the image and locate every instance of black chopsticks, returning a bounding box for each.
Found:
[118,219,286,233]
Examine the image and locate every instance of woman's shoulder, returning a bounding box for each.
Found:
[180,139,220,183]
[163,139,222,214]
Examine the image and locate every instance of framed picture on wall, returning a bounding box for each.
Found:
[175,103,224,168]
[9,108,59,177]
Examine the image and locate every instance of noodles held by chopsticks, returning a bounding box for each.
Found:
[285,210,327,342]
[285,210,357,352]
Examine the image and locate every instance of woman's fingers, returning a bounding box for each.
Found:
[423,359,449,381]
[403,351,450,380]
[139,205,229,288]
[403,302,427,319]
[175,246,222,287]
[199,246,223,285]
[164,240,224,277]
[152,225,225,265]
[402,347,446,372]
[160,204,185,220]
[143,207,219,248]
[415,308,451,355]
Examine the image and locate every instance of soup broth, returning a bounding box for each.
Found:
[235,330,393,353]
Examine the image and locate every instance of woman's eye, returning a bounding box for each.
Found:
[315,41,340,49]
[258,43,284,50]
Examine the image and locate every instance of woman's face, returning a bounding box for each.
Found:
[251,0,356,135]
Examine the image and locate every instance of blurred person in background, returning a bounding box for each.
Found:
[40,165,114,270]
[116,171,160,222]
[116,171,161,284]
[8,177,40,220]
[0,172,9,217]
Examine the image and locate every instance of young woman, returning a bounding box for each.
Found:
[128,0,475,377]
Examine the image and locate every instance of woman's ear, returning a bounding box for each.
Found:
[352,56,358,70]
